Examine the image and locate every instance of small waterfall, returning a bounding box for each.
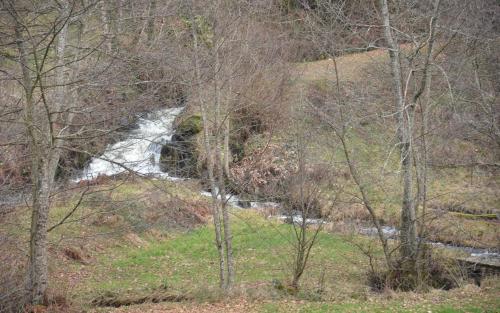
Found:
[75,107,184,181]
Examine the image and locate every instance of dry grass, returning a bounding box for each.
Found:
[293,48,390,83]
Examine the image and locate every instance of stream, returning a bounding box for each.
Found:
[77,106,499,264]
[75,107,184,181]
[359,225,500,261]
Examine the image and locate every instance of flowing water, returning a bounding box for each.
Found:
[75,107,184,181]
[75,106,498,263]
[359,225,500,261]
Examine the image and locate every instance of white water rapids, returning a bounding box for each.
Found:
[75,107,184,181]
[75,106,267,208]
[75,106,281,210]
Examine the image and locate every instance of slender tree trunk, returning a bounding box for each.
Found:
[292,142,306,289]
[99,1,112,53]
[415,0,440,285]
[109,2,118,51]
[223,115,231,178]
[379,0,417,262]
[223,78,232,178]
[191,15,226,289]
[417,0,440,237]
[146,0,156,45]
[116,0,123,34]
[214,45,234,290]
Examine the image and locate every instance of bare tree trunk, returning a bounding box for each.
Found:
[379,0,417,262]
[291,137,307,290]
[223,72,232,178]
[116,0,124,34]
[109,2,119,51]
[191,15,226,289]
[289,131,323,290]
[13,0,73,302]
[146,0,156,45]
[27,155,60,303]
[223,114,231,178]
[214,44,234,290]
[414,0,440,286]
[14,15,48,304]
[99,0,112,53]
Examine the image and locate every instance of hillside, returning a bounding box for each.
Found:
[1,1,498,312]
[234,49,499,250]
[2,50,499,313]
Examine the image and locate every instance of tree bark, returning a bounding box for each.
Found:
[13,14,47,304]
[414,0,440,284]
[223,114,231,178]
[12,0,73,303]
[214,42,234,290]
[379,0,417,262]
[146,0,156,45]
[191,14,226,289]
[99,0,112,53]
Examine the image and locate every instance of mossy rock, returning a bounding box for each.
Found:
[160,114,203,177]
[160,136,200,178]
[176,115,202,139]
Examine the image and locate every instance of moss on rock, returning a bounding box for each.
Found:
[176,115,202,139]
[160,114,203,178]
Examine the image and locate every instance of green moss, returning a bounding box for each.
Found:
[177,115,202,138]
[450,212,498,220]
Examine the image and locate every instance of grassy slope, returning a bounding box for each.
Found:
[81,208,498,313]
[260,49,499,249]
[4,176,497,312]
[3,50,498,313]
[32,180,498,312]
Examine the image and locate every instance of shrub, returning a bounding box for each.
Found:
[368,246,466,292]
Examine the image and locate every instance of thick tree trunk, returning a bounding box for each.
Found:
[14,0,71,302]
[26,186,48,304]
[26,156,59,303]
[379,0,417,261]
[14,16,48,305]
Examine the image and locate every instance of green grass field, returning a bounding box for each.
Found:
[29,181,494,313]
[2,178,497,312]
